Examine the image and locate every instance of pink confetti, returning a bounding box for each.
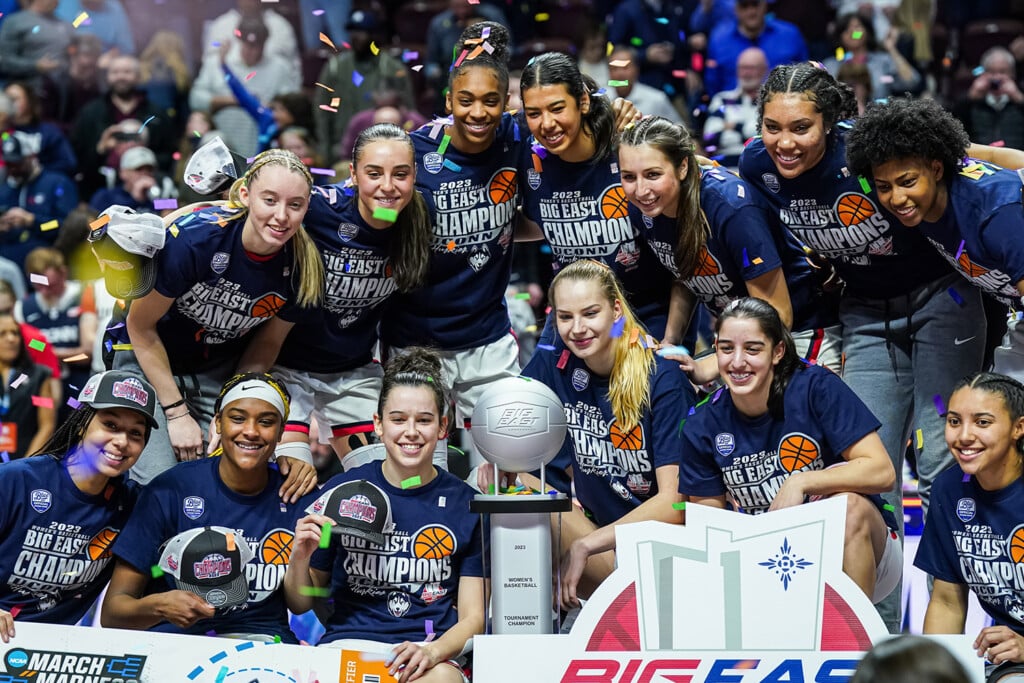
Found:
[32,395,54,409]
[312,8,325,15]
[309,167,336,176]
[245,71,257,81]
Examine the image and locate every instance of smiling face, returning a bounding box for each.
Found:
[715,316,784,417]
[871,157,947,226]
[945,387,1024,491]
[351,139,416,229]
[619,143,687,219]
[374,385,447,475]
[238,164,310,254]
[553,277,622,376]
[447,66,507,155]
[522,83,593,162]
[69,408,148,490]
[761,93,828,179]
[216,397,282,485]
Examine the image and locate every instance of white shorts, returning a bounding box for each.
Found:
[872,528,903,604]
[272,363,383,441]
[793,324,843,373]
[393,333,520,428]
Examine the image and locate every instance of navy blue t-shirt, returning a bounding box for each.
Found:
[739,125,951,298]
[113,457,315,641]
[915,162,1024,306]
[633,165,835,332]
[915,466,1024,635]
[519,145,675,331]
[679,364,895,527]
[119,209,296,373]
[522,348,694,528]
[0,456,137,624]
[311,460,485,645]
[382,114,524,350]
[276,185,398,372]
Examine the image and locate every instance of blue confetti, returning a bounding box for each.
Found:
[954,240,965,260]
[537,344,556,351]
[947,287,964,306]
[742,248,750,267]
[138,116,156,133]
[352,70,364,87]
[611,317,625,337]
[31,25,40,34]
[655,16,668,24]
[934,394,946,416]
[443,159,462,172]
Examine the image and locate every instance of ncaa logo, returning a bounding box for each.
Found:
[30,489,52,513]
[337,222,359,242]
[956,497,976,522]
[183,495,205,520]
[642,214,653,229]
[715,433,735,456]
[210,252,230,274]
[6,649,29,668]
[527,169,541,190]
[762,173,780,193]
[423,152,444,174]
[571,368,589,391]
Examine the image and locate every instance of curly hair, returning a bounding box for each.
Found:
[758,62,858,131]
[845,97,969,180]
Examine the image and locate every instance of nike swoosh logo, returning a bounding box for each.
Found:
[954,337,977,345]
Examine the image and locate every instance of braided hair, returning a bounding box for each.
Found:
[757,62,858,131]
[950,372,1024,457]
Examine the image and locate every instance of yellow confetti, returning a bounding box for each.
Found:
[169,224,180,237]
[314,82,335,92]
[72,11,88,28]
[835,47,845,61]
[112,343,133,351]
[40,220,59,231]
[370,41,379,55]
[606,42,614,57]
[915,428,923,449]
[330,97,340,107]
[534,12,550,20]
[609,59,630,67]
[752,257,764,265]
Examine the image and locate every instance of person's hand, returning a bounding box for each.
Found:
[156,591,216,628]
[291,514,333,564]
[475,463,517,493]
[35,56,60,73]
[645,42,674,65]
[560,538,590,610]
[277,456,318,503]
[768,472,807,511]
[1,207,33,229]
[128,174,157,203]
[975,625,1024,665]
[387,641,440,682]
[882,27,900,53]
[688,33,707,52]
[96,124,121,154]
[166,412,204,461]
[0,608,14,643]
[610,98,642,132]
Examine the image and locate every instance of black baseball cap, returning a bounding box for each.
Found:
[78,371,159,429]
[158,526,254,611]
[307,480,393,546]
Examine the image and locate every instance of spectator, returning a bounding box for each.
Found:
[55,0,135,56]
[426,0,510,87]
[191,15,298,157]
[137,30,191,126]
[298,0,350,58]
[704,0,808,98]
[314,9,415,166]
[43,34,106,129]
[275,127,326,181]
[4,81,78,177]
[338,90,426,164]
[954,46,1024,152]
[578,21,610,91]
[0,92,11,136]
[606,45,682,122]
[71,55,174,199]
[202,0,301,80]
[688,0,735,51]
[703,46,767,166]
[831,0,900,42]
[16,247,97,422]
[0,278,61,398]
[823,13,921,100]
[90,146,176,214]
[0,266,23,300]
[0,132,78,270]
[0,0,71,87]
[0,310,55,460]
[607,0,690,98]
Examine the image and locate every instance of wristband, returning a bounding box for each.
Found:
[162,398,187,411]
[166,411,192,422]
[275,440,313,466]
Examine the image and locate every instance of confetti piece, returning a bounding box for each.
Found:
[963,473,971,482]
[153,198,178,210]
[514,292,530,300]
[742,248,750,267]
[934,394,946,416]
[556,349,570,369]
[314,82,335,92]
[915,428,923,449]
[0,452,8,464]
[425,620,435,641]
[752,257,763,265]
[370,41,380,55]
[446,240,456,251]
[29,273,49,285]
[947,287,964,306]
[609,59,630,67]
[64,353,88,363]
[330,96,340,107]
[10,373,26,390]
[532,153,542,173]
[611,317,625,337]
[537,344,556,351]
[411,64,423,72]
[851,31,863,40]
[112,343,133,351]
[40,220,59,232]
[954,240,965,260]
[72,11,88,27]
[672,501,686,510]
[858,176,871,194]
[319,32,337,50]
[309,167,336,176]
[169,224,180,237]
[312,8,325,16]
[319,522,332,548]
[608,79,629,87]
[402,476,422,489]
[273,635,281,643]
[28,339,46,352]
[66,397,81,410]
[990,140,1005,147]
[318,104,338,113]
[352,70,365,87]
[9,605,21,618]
[32,395,54,409]
[442,159,461,172]
[437,134,451,155]
[372,207,398,223]
[225,533,236,551]
[883,503,894,512]
[630,36,643,46]
[215,666,228,683]
[535,12,550,20]
[89,214,111,230]
[151,565,164,578]
[138,116,155,133]
[629,327,640,345]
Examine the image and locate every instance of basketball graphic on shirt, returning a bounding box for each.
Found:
[251,293,286,318]
[260,529,294,565]
[413,525,456,560]
[488,169,518,204]
[692,246,722,277]
[610,421,644,451]
[778,433,820,473]
[1009,526,1024,563]
[600,186,629,220]
[957,249,990,278]
[834,193,875,227]
[87,527,118,561]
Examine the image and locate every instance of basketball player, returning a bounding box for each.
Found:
[239,124,432,466]
[617,116,841,378]
[520,260,694,609]
[915,372,1024,682]
[0,371,155,641]
[112,149,323,497]
[516,53,677,342]
[285,349,484,682]
[102,373,316,641]
[678,297,901,605]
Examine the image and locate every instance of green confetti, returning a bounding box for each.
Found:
[883,504,895,512]
[514,292,531,300]
[402,476,422,489]
[608,80,629,87]
[851,31,863,39]
[437,133,451,155]
[372,207,398,223]
[858,176,871,194]
[488,484,495,494]
[28,338,46,352]
[318,521,332,548]
[273,635,282,643]
[150,565,164,578]
[630,36,643,46]
[672,501,687,510]
[299,585,332,597]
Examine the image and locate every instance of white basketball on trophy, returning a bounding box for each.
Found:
[470,377,568,472]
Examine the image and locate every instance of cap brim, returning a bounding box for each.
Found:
[92,240,158,300]
[85,400,159,429]
[176,575,250,611]
[333,526,385,546]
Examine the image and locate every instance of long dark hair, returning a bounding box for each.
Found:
[950,371,1024,457]
[378,348,453,431]
[715,298,802,420]
[520,52,616,163]
[0,312,33,372]
[351,123,431,292]
[757,62,858,132]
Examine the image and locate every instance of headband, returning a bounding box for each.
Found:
[220,380,288,420]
